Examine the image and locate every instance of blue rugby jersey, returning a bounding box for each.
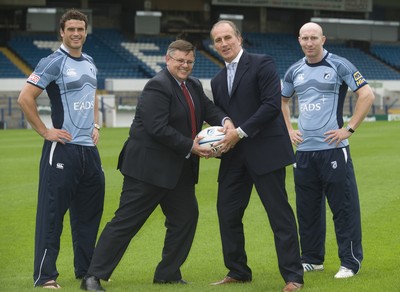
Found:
[27,44,97,146]
[282,49,368,151]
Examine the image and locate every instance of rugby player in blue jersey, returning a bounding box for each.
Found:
[282,22,375,279]
[18,9,105,289]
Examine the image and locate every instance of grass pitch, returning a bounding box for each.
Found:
[0,121,399,291]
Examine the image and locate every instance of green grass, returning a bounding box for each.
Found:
[0,121,399,291]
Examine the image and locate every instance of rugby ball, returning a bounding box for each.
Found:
[197,126,225,151]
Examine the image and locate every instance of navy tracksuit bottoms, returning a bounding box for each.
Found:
[33,140,105,286]
[294,146,363,273]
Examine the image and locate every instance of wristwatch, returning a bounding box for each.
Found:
[236,128,244,139]
[94,123,101,131]
[345,125,355,133]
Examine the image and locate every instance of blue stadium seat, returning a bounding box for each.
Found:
[370,43,400,70]
[5,31,400,89]
[8,34,56,69]
[0,52,25,78]
[325,46,400,80]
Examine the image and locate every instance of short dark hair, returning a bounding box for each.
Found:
[167,39,196,58]
[59,9,88,31]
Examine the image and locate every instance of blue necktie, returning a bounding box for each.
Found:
[227,62,237,95]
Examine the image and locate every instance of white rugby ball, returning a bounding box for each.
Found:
[197,126,225,150]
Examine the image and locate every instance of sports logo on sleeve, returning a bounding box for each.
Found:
[353,71,366,87]
[28,73,40,84]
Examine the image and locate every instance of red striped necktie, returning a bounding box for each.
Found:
[181,82,197,139]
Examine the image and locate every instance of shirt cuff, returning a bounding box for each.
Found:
[237,127,248,138]
[222,117,231,126]
[186,141,194,159]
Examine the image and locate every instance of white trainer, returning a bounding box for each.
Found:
[302,263,324,272]
[334,266,355,278]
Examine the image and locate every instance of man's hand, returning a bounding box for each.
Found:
[289,129,303,146]
[214,128,241,154]
[192,135,215,159]
[324,128,352,147]
[222,119,235,132]
[200,120,235,157]
[92,127,100,145]
[42,128,72,144]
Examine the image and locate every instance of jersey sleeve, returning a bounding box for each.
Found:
[335,57,368,92]
[27,53,61,89]
[281,67,295,98]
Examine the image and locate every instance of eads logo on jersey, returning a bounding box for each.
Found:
[353,71,366,86]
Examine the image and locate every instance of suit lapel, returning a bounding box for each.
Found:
[223,67,229,96]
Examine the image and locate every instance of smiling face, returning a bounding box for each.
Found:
[60,19,87,56]
[211,21,242,63]
[166,50,195,83]
[298,22,326,64]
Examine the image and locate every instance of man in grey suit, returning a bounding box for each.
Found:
[209,21,304,292]
[81,39,233,291]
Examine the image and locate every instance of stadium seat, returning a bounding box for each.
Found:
[0,52,25,78]
[5,30,400,89]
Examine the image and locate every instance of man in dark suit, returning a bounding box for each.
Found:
[209,20,304,292]
[81,39,233,291]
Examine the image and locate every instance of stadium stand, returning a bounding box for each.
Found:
[324,44,400,80]
[7,29,156,89]
[8,34,56,69]
[5,29,224,89]
[5,30,400,90]
[1,29,399,128]
[0,49,26,78]
[203,32,400,80]
[241,32,304,78]
[370,43,400,70]
[125,33,222,78]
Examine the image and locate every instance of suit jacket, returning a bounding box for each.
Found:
[211,50,294,180]
[118,68,227,189]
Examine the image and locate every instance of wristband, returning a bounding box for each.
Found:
[346,125,355,133]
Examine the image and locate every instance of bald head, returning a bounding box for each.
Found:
[299,22,323,37]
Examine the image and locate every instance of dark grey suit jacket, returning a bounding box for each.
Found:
[118,68,227,189]
[211,50,294,180]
